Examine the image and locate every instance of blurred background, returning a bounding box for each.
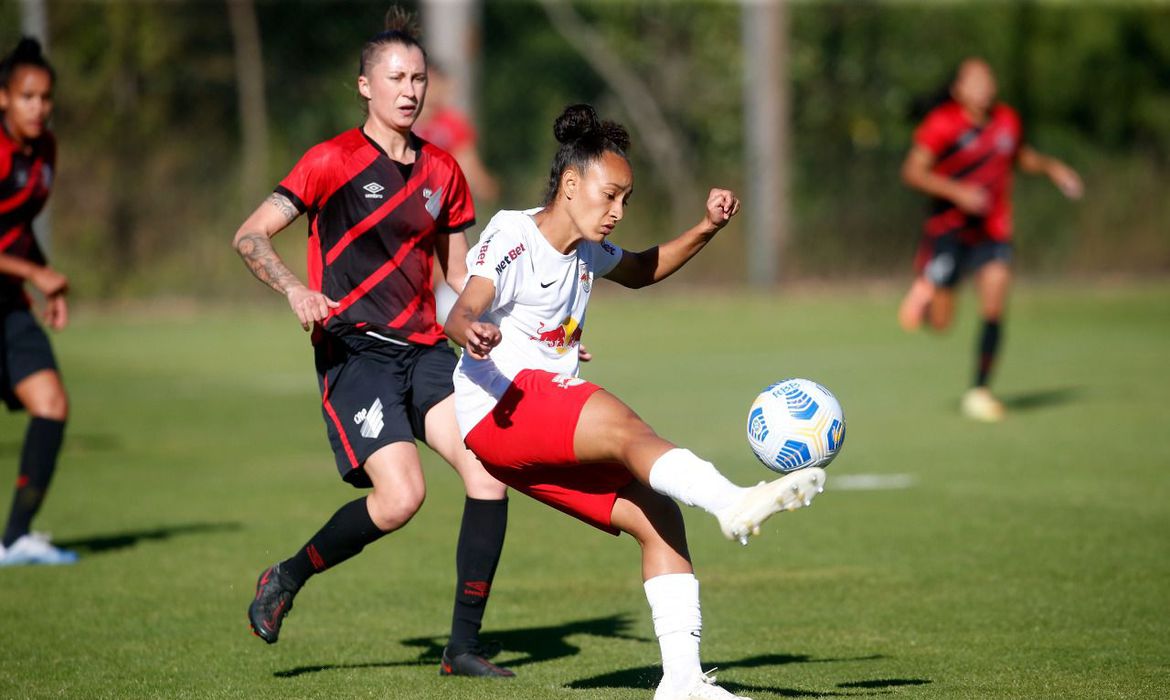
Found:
[2,0,1167,299]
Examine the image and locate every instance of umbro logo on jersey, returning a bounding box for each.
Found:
[423,186,444,220]
[363,182,385,199]
[353,398,385,439]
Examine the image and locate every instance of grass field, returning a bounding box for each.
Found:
[2,282,1168,699]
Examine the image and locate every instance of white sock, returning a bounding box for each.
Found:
[644,573,703,691]
[648,448,745,515]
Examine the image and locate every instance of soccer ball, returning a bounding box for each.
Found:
[746,378,846,474]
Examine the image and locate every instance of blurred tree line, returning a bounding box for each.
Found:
[0,0,1166,299]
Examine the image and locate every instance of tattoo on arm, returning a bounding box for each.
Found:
[235,231,302,295]
[267,193,299,223]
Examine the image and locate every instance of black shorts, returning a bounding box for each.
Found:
[1,308,58,411]
[916,233,1013,289]
[314,332,457,488]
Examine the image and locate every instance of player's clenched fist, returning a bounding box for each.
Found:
[704,189,741,230]
[464,321,501,360]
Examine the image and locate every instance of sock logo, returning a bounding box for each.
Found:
[463,580,490,598]
[690,630,702,639]
[354,398,385,439]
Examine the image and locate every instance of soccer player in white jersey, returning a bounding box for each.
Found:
[444,104,826,700]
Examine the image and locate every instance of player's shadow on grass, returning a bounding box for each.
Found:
[0,432,123,458]
[999,386,1082,412]
[568,653,917,697]
[274,614,649,678]
[54,522,241,554]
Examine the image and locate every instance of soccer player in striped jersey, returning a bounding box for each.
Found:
[0,38,77,567]
[445,104,826,700]
[232,9,511,677]
[898,58,1083,422]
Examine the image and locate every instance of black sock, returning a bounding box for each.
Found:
[447,497,508,656]
[280,497,385,589]
[975,319,1002,388]
[3,417,66,548]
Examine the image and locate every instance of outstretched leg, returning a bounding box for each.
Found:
[574,390,824,545]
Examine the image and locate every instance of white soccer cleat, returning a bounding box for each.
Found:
[0,532,78,567]
[717,468,826,546]
[961,387,1005,423]
[654,670,752,700]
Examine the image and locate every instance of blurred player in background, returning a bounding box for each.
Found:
[898,57,1083,422]
[414,63,499,324]
[0,38,76,567]
[445,104,825,700]
[232,9,513,677]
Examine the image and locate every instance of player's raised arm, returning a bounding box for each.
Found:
[444,275,500,359]
[232,192,338,330]
[605,188,740,289]
[1017,145,1084,200]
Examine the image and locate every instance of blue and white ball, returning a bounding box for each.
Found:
[746,378,846,474]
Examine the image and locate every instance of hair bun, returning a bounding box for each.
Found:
[11,37,45,63]
[553,104,601,145]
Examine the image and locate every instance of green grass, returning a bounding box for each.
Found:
[2,282,1168,699]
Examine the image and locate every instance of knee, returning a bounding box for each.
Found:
[367,483,426,531]
[27,390,68,421]
[462,470,507,500]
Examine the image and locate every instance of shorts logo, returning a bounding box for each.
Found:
[363,182,385,199]
[353,398,384,439]
[422,186,444,220]
[551,373,585,389]
[925,252,955,285]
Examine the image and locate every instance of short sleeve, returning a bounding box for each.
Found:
[275,143,332,214]
[913,107,956,156]
[466,218,526,310]
[438,161,476,234]
[592,239,624,278]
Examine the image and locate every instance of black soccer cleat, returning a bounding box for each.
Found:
[439,646,516,678]
[248,564,299,644]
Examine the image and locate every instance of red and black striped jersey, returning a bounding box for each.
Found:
[276,128,475,345]
[0,125,55,311]
[914,101,1021,242]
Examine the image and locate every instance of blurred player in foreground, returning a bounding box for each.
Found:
[445,104,825,700]
[0,38,76,567]
[232,8,512,677]
[898,57,1083,422]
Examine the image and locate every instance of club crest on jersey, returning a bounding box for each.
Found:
[363,182,385,199]
[578,260,592,293]
[996,133,1016,154]
[423,186,444,220]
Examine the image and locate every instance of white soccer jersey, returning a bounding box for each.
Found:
[453,208,624,436]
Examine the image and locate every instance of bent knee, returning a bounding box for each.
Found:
[367,486,426,531]
[26,392,68,421]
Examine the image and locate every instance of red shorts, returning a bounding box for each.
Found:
[465,369,635,535]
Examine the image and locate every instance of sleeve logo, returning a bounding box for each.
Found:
[494,243,526,275]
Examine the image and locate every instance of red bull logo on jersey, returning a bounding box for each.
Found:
[530,316,583,355]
